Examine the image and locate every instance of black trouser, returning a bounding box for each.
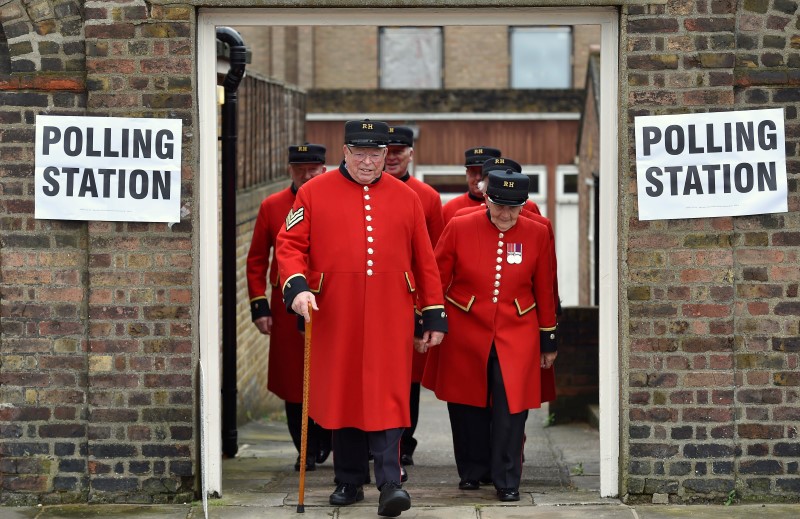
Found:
[400,382,420,456]
[333,427,404,490]
[448,345,528,489]
[285,401,332,461]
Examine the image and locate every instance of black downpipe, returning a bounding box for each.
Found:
[217,27,246,459]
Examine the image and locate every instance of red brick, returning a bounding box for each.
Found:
[686,372,735,386]
[682,304,731,318]
[682,407,734,422]
[681,89,735,105]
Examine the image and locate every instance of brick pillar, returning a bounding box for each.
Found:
[1,0,89,506]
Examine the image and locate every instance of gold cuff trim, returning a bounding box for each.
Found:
[282,273,306,293]
[540,326,557,332]
[515,299,536,316]
[250,296,268,303]
[421,304,445,311]
[445,296,474,312]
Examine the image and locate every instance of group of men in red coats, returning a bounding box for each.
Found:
[246,119,560,517]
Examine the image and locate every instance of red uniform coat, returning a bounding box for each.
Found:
[422,210,557,414]
[246,186,305,403]
[442,192,485,225]
[444,192,540,224]
[276,168,446,431]
[401,174,445,382]
[454,205,560,310]
[454,205,560,402]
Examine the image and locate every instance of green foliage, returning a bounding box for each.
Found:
[543,412,556,427]
[724,489,737,506]
[571,462,584,476]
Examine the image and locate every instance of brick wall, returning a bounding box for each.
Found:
[1,0,197,505]
[622,0,800,504]
[573,25,602,89]
[550,307,600,423]
[445,26,508,88]
[314,26,378,89]
[235,184,285,425]
[577,53,600,306]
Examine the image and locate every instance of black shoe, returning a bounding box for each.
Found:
[400,453,414,466]
[316,446,331,464]
[496,488,520,502]
[294,456,315,472]
[329,483,364,506]
[378,482,411,517]
[400,466,408,483]
[458,480,480,490]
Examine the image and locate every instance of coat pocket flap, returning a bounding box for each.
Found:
[446,287,475,312]
[514,295,536,316]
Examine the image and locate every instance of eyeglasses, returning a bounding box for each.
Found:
[348,146,384,162]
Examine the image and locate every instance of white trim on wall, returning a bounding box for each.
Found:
[598,12,620,499]
[197,6,620,499]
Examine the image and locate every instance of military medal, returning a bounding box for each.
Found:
[506,243,522,264]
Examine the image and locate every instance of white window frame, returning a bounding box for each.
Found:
[556,164,580,203]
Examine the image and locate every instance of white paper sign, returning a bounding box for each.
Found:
[35,115,182,223]
[635,109,787,220]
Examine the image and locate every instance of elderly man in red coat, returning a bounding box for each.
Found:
[245,144,329,472]
[276,119,447,518]
[422,159,557,502]
[443,147,541,224]
[385,125,445,467]
[442,146,503,224]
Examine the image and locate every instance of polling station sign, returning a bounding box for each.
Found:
[635,109,787,221]
[35,115,182,223]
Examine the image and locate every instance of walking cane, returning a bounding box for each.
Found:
[297,303,312,513]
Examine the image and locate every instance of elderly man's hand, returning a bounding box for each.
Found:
[253,316,272,335]
[291,292,318,322]
[541,351,558,369]
[415,330,444,353]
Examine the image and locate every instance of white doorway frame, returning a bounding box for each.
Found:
[197,7,619,498]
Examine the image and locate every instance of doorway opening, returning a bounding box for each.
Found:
[197,6,619,499]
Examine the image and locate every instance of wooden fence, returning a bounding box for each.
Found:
[236,73,306,190]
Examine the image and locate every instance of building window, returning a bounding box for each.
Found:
[510,27,572,89]
[557,165,579,201]
[379,27,442,89]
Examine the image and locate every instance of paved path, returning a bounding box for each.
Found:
[2,389,799,517]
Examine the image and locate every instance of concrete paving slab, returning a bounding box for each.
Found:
[399,506,481,519]
[204,492,287,507]
[568,475,600,491]
[0,508,40,519]
[204,505,332,518]
[37,504,191,518]
[531,489,621,506]
[635,503,800,519]
[338,505,481,518]
[480,504,636,518]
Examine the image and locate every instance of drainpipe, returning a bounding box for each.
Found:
[217,26,246,459]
